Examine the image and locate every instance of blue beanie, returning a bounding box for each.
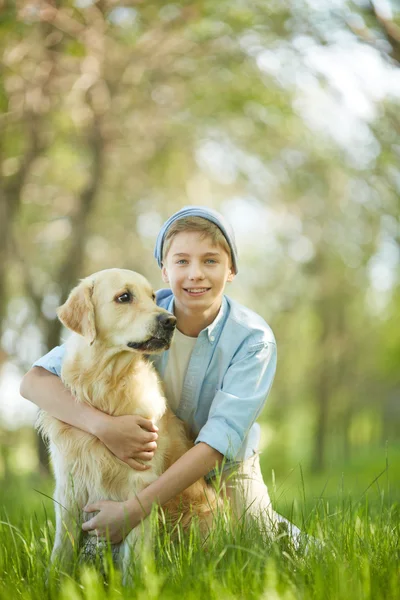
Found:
[154,206,239,274]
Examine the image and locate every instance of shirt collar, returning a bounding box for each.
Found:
[205,295,228,342]
[166,295,228,344]
[167,295,175,315]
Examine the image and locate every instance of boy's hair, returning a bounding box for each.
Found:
[162,216,232,265]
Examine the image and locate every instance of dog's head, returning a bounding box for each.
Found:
[57,268,176,353]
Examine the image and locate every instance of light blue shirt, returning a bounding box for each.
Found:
[33,289,277,470]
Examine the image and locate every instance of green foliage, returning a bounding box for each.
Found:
[1,0,400,528]
[1,4,400,597]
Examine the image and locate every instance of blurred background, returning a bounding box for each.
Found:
[1,0,399,519]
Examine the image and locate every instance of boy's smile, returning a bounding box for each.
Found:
[161,231,235,335]
[184,287,210,297]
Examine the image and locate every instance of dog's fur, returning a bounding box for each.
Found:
[36,268,217,574]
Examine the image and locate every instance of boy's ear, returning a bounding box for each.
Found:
[161,266,169,283]
[57,280,97,345]
[227,268,235,283]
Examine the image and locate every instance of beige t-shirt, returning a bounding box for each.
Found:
[163,328,197,412]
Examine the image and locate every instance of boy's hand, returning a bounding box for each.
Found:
[82,499,137,543]
[94,414,158,471]
[82,497,146,543]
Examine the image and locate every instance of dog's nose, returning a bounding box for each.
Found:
[157,313,176,330]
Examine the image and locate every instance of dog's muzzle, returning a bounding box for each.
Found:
[155,312,177,332]
[127,312,177,352]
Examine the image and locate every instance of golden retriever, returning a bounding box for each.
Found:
[36,268,217,575]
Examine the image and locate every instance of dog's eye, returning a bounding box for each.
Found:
[116,292,132,304]
[152,293,156,301]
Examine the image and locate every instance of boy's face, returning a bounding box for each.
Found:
[161,231,234,315]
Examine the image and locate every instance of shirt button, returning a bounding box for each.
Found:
[210,336,215,342]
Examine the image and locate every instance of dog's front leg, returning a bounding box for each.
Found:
[51,480,87,568]
[120,518,153,587]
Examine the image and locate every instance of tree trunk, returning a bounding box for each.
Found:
[312,357,330,472]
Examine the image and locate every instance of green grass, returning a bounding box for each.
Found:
[1,451,399,600]
[262,443,400,516]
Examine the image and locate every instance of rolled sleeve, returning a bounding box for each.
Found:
[195,340,277,460]
[32,345,66,378]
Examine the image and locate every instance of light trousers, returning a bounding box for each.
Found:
[218,453,303,547]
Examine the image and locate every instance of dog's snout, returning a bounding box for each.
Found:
[157,313,176,330]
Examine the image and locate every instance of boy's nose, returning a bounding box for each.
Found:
[188,266,205,280]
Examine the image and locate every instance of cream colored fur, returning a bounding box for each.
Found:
[36,269,216,575]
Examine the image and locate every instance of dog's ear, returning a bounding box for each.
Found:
[57,280,97,345]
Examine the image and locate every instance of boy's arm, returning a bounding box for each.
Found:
[82,442,223,538]
[20,367,158,471]
[195,339,277,460]
[131,442,222,515]
[133,338,276,514]
[21,367,106,436]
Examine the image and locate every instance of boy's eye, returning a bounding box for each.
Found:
[205,259,217,264]
[176,259,188,264]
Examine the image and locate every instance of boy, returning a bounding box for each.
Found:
[21,206,301,545]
